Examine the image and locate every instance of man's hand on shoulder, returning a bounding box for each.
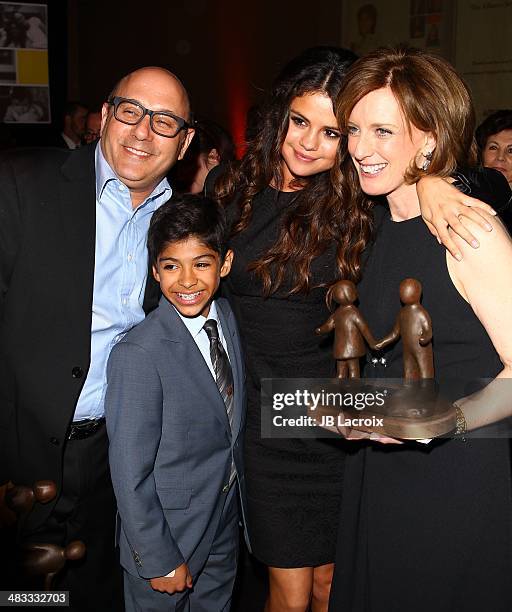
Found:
[150,563,193,594]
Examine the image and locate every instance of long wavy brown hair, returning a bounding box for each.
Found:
[214,46,374,296]
[336,46,478,258]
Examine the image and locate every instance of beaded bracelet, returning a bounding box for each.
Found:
[454,404,467,442]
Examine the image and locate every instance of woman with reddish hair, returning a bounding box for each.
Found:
[329,47,512,612]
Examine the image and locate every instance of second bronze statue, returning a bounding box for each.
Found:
[374,278,434,379]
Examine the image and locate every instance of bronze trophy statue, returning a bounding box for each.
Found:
[313,278,455,439]
[316,280,378,378]
[370,278,455,438]
[374,278,434,379]
[23,540,86,591]
[5,480,57,520]
[5,480,86,590]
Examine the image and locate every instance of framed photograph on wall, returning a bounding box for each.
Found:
[0,0,66,146]
[341,0,455,61]
[0,1,50,124]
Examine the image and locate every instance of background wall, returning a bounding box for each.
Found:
[68,0,343,151]
[341,0,512,121]
[6,1,510,147]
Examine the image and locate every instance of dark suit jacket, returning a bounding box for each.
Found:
[105,296,249,579]
[43,132,74,149]
[0,145,159,522]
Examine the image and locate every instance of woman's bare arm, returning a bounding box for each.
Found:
[446,212,512,430]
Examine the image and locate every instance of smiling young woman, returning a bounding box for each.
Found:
[280,91,341,185]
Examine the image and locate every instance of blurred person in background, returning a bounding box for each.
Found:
[476,110,512,187]
[83,110,102,145]
[60,101,88,149]
[46,101,89,149]
[170,118,235,193]
[476,110,512,228]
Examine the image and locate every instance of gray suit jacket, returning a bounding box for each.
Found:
[105,296,248,580]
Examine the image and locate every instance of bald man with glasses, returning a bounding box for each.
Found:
[0,67,195,611]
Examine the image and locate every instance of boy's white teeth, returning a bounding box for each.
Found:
[360,163,387,174]
[178,292,201,301]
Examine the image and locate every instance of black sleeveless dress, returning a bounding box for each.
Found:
[329,209,512,611]
[224,187,348,567]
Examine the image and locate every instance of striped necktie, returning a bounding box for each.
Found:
[203,319,234,430]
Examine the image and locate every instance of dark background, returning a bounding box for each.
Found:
[5,0,512,150]
[6,0,344,148]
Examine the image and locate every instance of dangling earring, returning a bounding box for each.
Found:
[421,150,433,171]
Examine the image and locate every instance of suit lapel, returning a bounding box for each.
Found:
[160,300,231,435]
[216,300,244,440]
[58,146,97,323]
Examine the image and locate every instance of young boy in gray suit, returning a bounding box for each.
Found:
[105,194,248,612]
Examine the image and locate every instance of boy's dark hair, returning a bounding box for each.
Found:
[148,194,230,265]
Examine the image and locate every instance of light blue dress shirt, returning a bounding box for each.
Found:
[73,144,171,421]
[174,300,231,378]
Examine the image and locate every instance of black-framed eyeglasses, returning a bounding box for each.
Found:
[108,96,191,138]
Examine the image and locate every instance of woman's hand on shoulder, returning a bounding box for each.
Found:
[416,176,496,260]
